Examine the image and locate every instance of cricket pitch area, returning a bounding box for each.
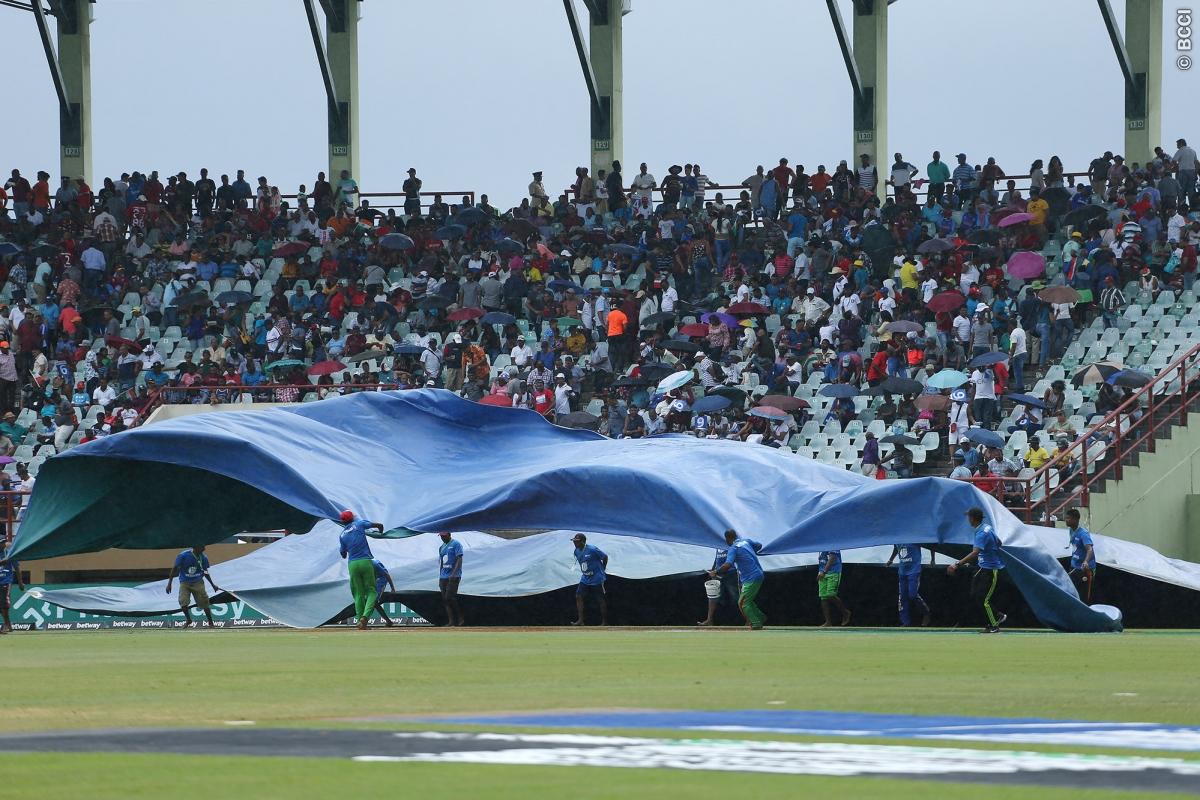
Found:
[2,626,1198,799]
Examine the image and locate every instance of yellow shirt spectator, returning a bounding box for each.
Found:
[899,260,919,290]
[1024,446,1050,470]
[1028,197,1049,226]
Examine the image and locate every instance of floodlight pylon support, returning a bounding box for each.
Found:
[565,0,627,180]
[306,0,361,185]
[1098,0,1162,164]
[35,0,91,184]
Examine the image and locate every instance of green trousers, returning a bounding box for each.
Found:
[348,558,377,621]
[739,579,766,628]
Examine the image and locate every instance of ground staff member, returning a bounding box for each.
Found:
[0,546,25,633]
[166,545,221,628]
[1065,508,1097,603]
[886,544,931,627]
[339,510,384,630]
[710,529,766,630]
[571,533,608,626]
[697,542,739,626]
[948,507,1008,633]
[371,559,397,627]
[817,549,852,627]
[438,531,465,627]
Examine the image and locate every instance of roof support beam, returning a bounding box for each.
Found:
[1097,0,1162,163]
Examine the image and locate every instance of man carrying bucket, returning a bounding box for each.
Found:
[698,541,739,626]
[708,529,767,630]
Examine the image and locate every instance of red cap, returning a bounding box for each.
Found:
[339,510,354,523]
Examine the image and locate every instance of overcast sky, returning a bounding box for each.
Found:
[6,0,1194,206]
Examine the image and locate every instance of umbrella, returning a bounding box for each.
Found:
[215,290,253,305]
[0,455,15,465]
[447,307,485,322]
[968,351,1008,368]
[998,212,1034,228]
[454,207,488,225]
[963,427,1005,448]
[308,360,347,376]
[819,383,859,398]
[880,434,920,445]
[641,311,675,327]
[496,237,526,255]
[1072,362,1122,387]
[418,294,451,310]
[1062,204,1106,230]
[272,241,308,258]
[606,243,640,256]
[927,369,969,389]
[0,242,21,256]
[707,385,747,406]
[81,305,116,325]
[749,406,789,421]
[864,385,893,397]
[1041,187,1071,216]
[379,233,416,251]
[967,229,1002,245]
[701,312,738,328]
[1038,285,1080,304]
[174,292,211,310]
[678,323,709,337]
[104,335,138,350]
[657,371,694,393]
[393,343,426,356]
[1108,369,1151,388]
[610,375,650,388]
[726,302,768,316]
[914,394,950,411]
[503,218,537,237]
[758,395,809,411]
[555,316,582,330]
[881,376,923,395]
[478,393,513,407]
[861,227,894,251]
[480,311,516,326]
[558,411,600,430]
[916,238,954,255]
[883,321,923,334]
[1006,251,1046,280]
[637,363,676,383]
[1004,393,1046,409]
[926,291,965,313]
[265,359,304,371]
[661,339,701,353]
[345,348,388,364]
[691,395,732,413]
[434,224,467,240]
[548,279,579,292]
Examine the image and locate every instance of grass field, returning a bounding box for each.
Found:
[3,627,1199,798]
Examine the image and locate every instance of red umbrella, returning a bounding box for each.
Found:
[447,307,485,322]
[726,302,768,316]
[678,323,709,337]
[915,394,950,412]
[926,291,965,313]
[1006,251,1046,280]
[273,241,308,258]
[758,395,809,412]
[308,360,346,376]
[478,393,513,407]
[104,335,138,350]
[998,212,1034,228]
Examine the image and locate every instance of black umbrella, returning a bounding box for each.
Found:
[638,362,676,382]
[967,229,1002,245]
[394,343,426,355]
[1109,370,1151,388]
[861,227,894,251]
[864,385,893,397]
[1062,204,1106,230]
[418,294,451,310]
[1072,362,1122,387]
[968,351,1008,369]
[557,411,600,430]
[480,311,516,325]
[661,339,701,353]
[880,434,920,445]
[215,290,252,305]
[641,311,675,327]
[434,224,467,240]
[503,218,537,238]
[496,237,526,255]
[29,243,61,258]
[1040,187,1071,216]
[880,376,923,395]
[175,292,211,311]
[916,238,954,255]
[81,305,116,325]
[707,385,747,407]
[610,375,650,388]
[454,207,488,225]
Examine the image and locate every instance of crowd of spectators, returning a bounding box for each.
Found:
[0,138,1197,511]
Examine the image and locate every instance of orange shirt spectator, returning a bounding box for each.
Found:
[607,307,628,338]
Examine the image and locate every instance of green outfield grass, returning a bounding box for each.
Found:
[3,628,1198,799]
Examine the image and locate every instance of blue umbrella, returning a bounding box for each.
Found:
[700,312,738,328]
[454,207,488,225]
[480,311,516,325]
[927,369,969,389]
[657,370,694,394]
[819,383,859,399]
[606,243,640,256]
[393,343,426,355]
[1004,393,1046,409]
[968,351,1009,369]
[691,395,731,413]
[749,406,789,421]
[548,279,579,292]
[1107,369,1151,388]
[496,237,526,255]
[379,233,415,251]
[963,427,1005,448]
[0,242,21,256]
[434,224,467,240]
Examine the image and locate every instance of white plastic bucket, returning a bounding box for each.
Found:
[704,579,722,599]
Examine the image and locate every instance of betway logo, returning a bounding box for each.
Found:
[45,623,73,630]
[232,618,259,626]
[75,623,101,629]
[111,620,137,628]
[140,620,165,628]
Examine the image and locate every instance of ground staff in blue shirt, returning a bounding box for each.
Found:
[165,545,221,628]
[371,559,397,627]
[948,507,1008,633]
[0,547,26,634]
[886,544,931,627]
[571,533,608,626]
[1065,509,1097,603]
[438,532,465,627]
[710,529,766,630]
[338,510,385,630]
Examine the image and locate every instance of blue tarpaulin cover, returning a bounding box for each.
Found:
[10,390,1121,631]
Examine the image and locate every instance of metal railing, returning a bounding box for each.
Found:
[968,341,1200,524]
